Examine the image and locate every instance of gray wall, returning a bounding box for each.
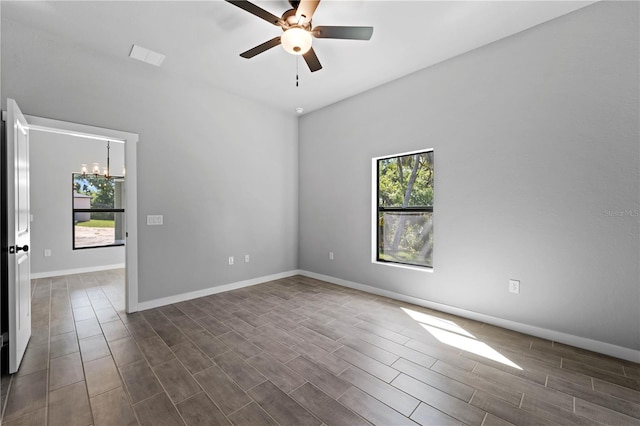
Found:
[298,1,639,351]
[2,17,299,302]
[29,130,125,275]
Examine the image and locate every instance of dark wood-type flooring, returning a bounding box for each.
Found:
[1,270,639,425]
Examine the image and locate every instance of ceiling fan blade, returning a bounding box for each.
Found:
[303,47,322,72]
[226,0,283,26]
[240,37,282,58]
[296,0,320,23]
[313,26,373,40]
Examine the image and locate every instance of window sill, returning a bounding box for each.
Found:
[372,260,434,273]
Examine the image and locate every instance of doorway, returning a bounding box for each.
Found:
[24,115,139,313]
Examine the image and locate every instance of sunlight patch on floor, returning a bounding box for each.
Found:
[401,307,476,338]
[401,307,522,370]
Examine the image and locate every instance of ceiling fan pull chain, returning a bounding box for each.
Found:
[296,55,300,87]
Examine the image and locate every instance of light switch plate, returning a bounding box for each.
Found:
[147,215,163,225]
[509,279,520,294]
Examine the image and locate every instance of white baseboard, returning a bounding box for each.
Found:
[31,263,125,279]
[136,270,303,311]
[299,270,640,364]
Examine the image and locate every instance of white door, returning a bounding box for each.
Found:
[6,99,32,373]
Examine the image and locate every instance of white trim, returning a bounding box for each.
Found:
[372,148,435,268]
[136,270,302,311]
[299,270,640,363]
[23,114,139,313]
[31,263,125,279]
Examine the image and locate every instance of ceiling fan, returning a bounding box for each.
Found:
[226,0,373,72]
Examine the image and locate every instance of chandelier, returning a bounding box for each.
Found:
[80,141,124,178]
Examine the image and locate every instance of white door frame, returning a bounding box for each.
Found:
[25,115,139,312]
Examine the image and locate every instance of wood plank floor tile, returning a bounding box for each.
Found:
[153,358,202,403]
[79,334,111,363]
[83,355,122,397]
[410,402,465,426]
[291,340,350,376]
[248,380,321,426]
[108,336,143,366]
[49,351,84,391]
[218,331,263,359]
[298,319,346,341]
[15,343,49,378]
[119,359,164,404]
[214,351,267,390]
[94,306,120,323]
[593,377,640,403]
[547,375,640,419]
[355,320,411,345]
[6,271,639,426]
[393,358,476,401]
[1,407,46,426]
[176,392,231,426]
[137,335,176,366]
[430,360,523,406]
[292,326,343,353]
[337,386,418,425]
[562,358,640,391]
[100,319,131,342]
[133,392,184,426]
[194,365,251,415]
[260,311,302,331]
[227,401,278,426]
[249,333,300,363]
[334,345,400,382]
[223,316,262,339]
[259,324,305,347]
[291,382,369,426]
[519,394,602,426]
[365,335,439,369]
[49,331,79,359]
[159,304,186,319]
[189,331,231,358]
[247,352,306,393]
[48,381,93,426]
[125,319,158,341]
[574,397,640,426]
[286,355,352,398]
[89,387,138,426]
[3,370,48,421]
[174,301,209,320]
[338,336,399,365]
[339,366,420,416]
[171,340,215,374]
[470,390,554,426]
[196,316,231,337]
[171,315,206,337]
[155,323,190,347]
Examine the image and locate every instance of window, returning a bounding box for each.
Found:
[376,150,434,268]
[72,173,125,249]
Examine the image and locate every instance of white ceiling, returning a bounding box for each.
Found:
[2,1,596,115]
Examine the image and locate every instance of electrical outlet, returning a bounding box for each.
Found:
[329,251,334,260]
[509,279,520,294]
[228,256,234,265]
[44,249,51,257]
[245,254,250,263]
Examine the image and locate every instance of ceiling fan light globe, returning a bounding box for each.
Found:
[281,27,312,55]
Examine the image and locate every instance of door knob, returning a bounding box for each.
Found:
[15,245,29,253]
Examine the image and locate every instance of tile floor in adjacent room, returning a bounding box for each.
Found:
[1,269,639,425]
